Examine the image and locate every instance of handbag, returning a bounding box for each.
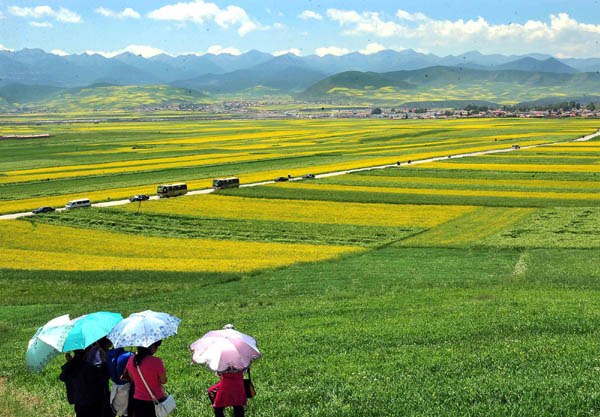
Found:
[136,364,176,417]
[244,368,256,399]
[110,382,130,416]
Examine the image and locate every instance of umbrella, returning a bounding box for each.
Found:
[107,310,181,348]
[26,314,73,373]
[62,311,123,352]
[189,327,261,373]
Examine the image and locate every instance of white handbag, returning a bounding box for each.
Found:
[136,365,176,417]
[110,382,131,416]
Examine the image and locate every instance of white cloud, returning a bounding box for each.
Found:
[359,43,385,55]
[326,9,600,57]
[206,45,242,55]
[396,10,428,22]
[298,10,322,21]
[148,0,259,36]
[51,49,69,56]
[273,48,301,56]
[0,11,4,19]
[29,21,52,28]
[9,5,81,23]
[95,7,141,19]
[315,46,350,57]
[327,9,402,37]
[86,45,168,58]
[0,44,14,52]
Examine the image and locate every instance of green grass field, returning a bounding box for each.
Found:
[1,118,600,416]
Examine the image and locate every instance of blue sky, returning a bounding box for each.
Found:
[1,0,600,58]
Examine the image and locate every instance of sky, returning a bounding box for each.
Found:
[1,0,600,58]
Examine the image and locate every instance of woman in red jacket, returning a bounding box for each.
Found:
[208,370,247,417]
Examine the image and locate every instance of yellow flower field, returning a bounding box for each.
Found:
[270,182,600,201]
[333,175,600,191]
[0,221,361,272]
[119,194,475,228]
[419,161,600,173]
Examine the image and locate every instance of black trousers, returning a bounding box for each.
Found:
[132,398,156,417]
[74,400,103,417]
[214,406,245,417]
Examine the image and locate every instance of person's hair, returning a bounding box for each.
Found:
[134,340,161,366]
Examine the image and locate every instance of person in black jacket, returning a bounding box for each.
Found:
[59,348,111,417]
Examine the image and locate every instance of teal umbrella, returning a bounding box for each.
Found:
[26,314,73,373]
[63,312,123,352]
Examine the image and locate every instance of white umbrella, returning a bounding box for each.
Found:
[107,310,181,348]
[26,314,73,373]
[190,327,261,373]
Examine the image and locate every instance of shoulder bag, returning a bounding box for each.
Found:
[244,368,256,399]
[136,364,176,417]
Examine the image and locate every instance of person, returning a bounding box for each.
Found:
[59,348,112,417]
[106,346,134,416]
[123,340,167,417]
[208,370,248,417]
[84,337,116,417]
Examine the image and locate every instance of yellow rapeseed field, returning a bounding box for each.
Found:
[119,194,475,228]
[419,161,600,173]
[334,175,600,190]
[272,182,600,201]
[0,221,361,272]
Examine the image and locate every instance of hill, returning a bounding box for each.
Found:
[495,57,578,73]
[299,66,600,104]
[13,85,208,112]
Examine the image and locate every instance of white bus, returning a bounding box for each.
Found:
[157,183,187,198]
[213,177,240,190]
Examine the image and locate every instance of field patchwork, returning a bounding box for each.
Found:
[0,220,361,272]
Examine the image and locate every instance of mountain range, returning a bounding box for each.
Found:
[2,48,600,92]
[2,48,600,111]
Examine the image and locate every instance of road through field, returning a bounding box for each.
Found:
[1,128,598,221]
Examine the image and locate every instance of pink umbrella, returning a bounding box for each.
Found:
[189,326,261,373]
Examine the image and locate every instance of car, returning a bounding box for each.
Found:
[512,144,521,149]
[274,176,290,182]
[32,206,55,214]
[302,174,316,179]
[129,194,150,202]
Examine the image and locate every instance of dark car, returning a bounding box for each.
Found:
[32,206,55,214]
[129,194,150,202]
[274,176,290,182]
[302,174,316,179]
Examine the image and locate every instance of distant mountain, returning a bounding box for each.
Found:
[0,83,63,103]
[2,48,595,90]
[1,47,600,102]
[495,57,578,73]
[561,58,600,73]
[517,95,600,106]
[172,55,327,94]
[300,66,600,105]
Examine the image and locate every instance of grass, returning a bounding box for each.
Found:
[31,208,420,247]
[3,247,600,416]
[1,116,600,416]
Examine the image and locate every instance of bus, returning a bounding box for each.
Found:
[213,177,240,190]
[157,183,187,198]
